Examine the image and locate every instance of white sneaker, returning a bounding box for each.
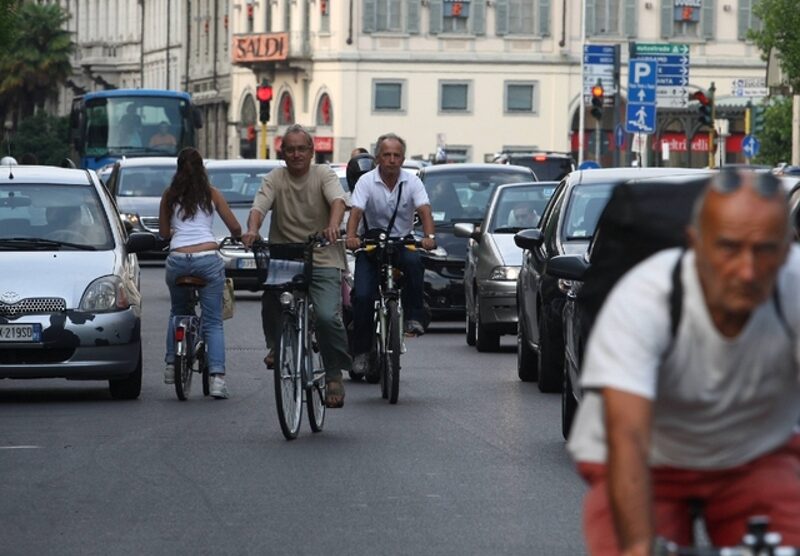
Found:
[210,375,229,399]
[164,363,175,384]
[353,353,369,375]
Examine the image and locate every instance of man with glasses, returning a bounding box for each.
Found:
[567,169,800,555]
[242,124,351,408]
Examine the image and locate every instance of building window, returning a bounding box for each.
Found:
[376,0,403,31]
[496,0,549,37]
[321,0,330,32]
[443,0,469,33]
[505,82,537,113]
[508,0,535,35]
[737,0,762,41]
[661,0,714,40]
[594,0,620,35]
[316,93,333,126]
[440,82,470,113]
[278,92,295,125]
[373,81,404,112]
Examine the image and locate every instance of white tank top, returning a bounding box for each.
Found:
[170,204,217,250]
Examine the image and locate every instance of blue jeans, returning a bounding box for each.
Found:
[165,251,227,375]
[351,248,424,356]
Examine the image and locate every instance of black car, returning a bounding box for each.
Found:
[494,151,575,181]
[546,173,711,439]
[513,168,708,394]
[416,163,537,319]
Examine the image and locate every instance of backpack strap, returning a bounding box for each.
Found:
[668,251,684,340]
[385,181,404,237]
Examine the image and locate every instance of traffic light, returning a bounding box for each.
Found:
[590,81,604,121]
[256,80,273,124]
[752,104,766,136]
[692,90,713,127]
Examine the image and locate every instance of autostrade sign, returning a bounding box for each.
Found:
[633,43,690,55]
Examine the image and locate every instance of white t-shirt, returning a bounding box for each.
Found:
[567,246,800,470]
[351,168,430,237]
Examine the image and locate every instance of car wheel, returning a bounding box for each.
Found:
[537,313,563,393]
[109,346,142,400]
[517,311,538,382]
[466,308,476,346]
[561,367,578,440]
[475,303,500,352]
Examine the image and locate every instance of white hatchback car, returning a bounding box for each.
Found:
[0,165,154,399]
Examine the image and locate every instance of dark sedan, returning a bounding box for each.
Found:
[416,163,537,319]
[513,167,709,394]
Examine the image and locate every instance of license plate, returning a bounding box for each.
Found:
[0,323,42,343]
[238,258,257,269]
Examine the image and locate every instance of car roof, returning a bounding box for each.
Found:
[205,159,285,169]
[421,163,535,175]
[494,180,559,191]
[0,165,95,186]
[566,167,710,186]
[115,156,178,168]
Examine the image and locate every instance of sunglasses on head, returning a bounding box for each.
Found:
[711,167,781,197]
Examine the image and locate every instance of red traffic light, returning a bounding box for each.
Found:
[591,84,604,98]
[691,91,710,105]
[257,84,273,102]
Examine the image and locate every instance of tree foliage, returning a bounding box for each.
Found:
[0,0,20,52]
[753,97,793,165]
[0,112,70,166]
[0,2,73,124]
[748,0,800,91]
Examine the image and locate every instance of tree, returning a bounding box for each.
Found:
[753,97,793,165]
[0,2,73,126]
[0,112,70,166]
[749,0,800,91]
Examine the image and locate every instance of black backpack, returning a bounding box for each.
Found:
[576,177,709,339]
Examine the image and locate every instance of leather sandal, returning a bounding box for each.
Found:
[325,378,345,408]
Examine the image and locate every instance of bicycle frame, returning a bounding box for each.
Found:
[373,251,406,358]
[281,291,321,391]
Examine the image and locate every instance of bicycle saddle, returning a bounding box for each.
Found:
[176,276,206,288]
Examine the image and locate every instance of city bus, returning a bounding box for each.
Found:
[69,89,203,170]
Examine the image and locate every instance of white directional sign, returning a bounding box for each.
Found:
[583,44,617,105]
[633,43,690,109]
[625,59,658,135]
[731,77,768,98]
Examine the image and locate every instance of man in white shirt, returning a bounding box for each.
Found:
[567,169,800,555]
[345,133,436,377]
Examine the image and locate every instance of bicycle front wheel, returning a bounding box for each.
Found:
[385,299,401,404]
[275,312,302,440]
[306,335,326,433]
[174,354,192,401]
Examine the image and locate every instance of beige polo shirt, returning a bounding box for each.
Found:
[251,165,346,270]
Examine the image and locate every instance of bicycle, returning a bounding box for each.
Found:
[252,235,327,440]
[170,275,210,401]
[353,233,421,404]
[653,516,800,555]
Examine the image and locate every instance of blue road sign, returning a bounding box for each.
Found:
[625,103,657,134]
[615,124,625,149]
[633,45,690,108]
[742,134,761,158]
[579,160,601,170]
[585,44,616,54]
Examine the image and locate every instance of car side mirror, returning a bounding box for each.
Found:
[545,254,589,281]
[454,222,475,239]
[125,232,157,254]
[514,228,543,250]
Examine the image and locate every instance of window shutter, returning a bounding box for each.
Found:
[660,0,673,38]
[737,0,750,40]
[495,0,509,36]
[624,0,637,37]
[584,0,596,37]
[363,0,376,33]
[702,0,715,39]
[429,0,443,34]
[471,0,486,35]
[407,0,420,33]
[539,0,550,37]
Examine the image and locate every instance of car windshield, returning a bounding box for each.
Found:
[207,167,281,204]
[563,183,615,240]
[488,184,556,233]
[505,156,573,181]
[423,170,533,224]
[118,166,176,197]
[0,184,113,249]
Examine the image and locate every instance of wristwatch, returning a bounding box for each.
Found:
[425,234,436,240]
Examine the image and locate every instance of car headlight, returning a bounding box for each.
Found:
[80,276,130,312]
[489,266,520,281]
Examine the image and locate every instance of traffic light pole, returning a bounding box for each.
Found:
[260,122,268,160]
[745,101,752,165]
[707,82,716,168]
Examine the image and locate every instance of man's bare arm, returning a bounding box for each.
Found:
[604,387,654,556]
[345,207,364,250]
[323,198,346,243]
[241,209,265,248]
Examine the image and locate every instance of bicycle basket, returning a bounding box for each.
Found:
[254,242,313,290]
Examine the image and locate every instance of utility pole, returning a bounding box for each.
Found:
[578,0,586,166]
[793,94,800,166]
[707,82,716,168]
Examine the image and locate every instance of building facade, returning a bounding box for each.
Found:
[55,1,769,166]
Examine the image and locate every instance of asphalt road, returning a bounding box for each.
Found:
[0,263,587,556]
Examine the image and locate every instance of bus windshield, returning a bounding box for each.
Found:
[84,95,193,158]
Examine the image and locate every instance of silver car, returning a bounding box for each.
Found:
[456,182,557,352]
[0,165,155,398]
[206,159,284,290]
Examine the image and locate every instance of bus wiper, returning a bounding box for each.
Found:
[0,237,97,251]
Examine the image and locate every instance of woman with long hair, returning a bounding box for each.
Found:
[159,147,242,398]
